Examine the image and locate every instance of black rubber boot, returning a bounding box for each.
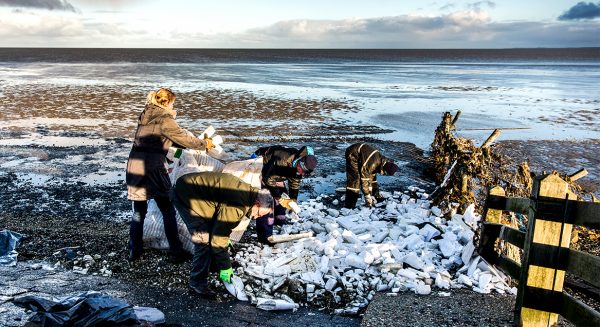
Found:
[189,284,217,300]
[344,190,359,209]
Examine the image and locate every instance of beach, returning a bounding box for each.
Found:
[1,48,598,326]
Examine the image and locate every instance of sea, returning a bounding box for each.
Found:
[1,48,599,149]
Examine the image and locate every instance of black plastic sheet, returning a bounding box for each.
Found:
[14,291,138,327]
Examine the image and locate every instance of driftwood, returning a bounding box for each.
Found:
[430,111,533,215]
[430,111,590,242]
[569,168,588,182]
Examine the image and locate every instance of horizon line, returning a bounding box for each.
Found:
[1,47,599,50]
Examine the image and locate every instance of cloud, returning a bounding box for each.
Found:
[0,9,144,47]
[440,3,455,11]
[0,0,78,12]
[558,2,600,20]
[467,1,496,10]
[237,11,490,47]
[215,10,598,48]
[1,8,598,48]
[0,11,82,37]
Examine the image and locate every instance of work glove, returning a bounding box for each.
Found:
[203,133,215,150]
[278,197,293,211]
[219,267,234,284]
[364,195,374,208]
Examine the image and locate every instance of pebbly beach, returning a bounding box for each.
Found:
[1,48,599,326]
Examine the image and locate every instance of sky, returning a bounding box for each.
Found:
[0,0,599,48]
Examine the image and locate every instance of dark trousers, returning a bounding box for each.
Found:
[255,212,274,243]
[129,197,183,256]
[345,150,380,208]
[190,243,211,287]
[255,203,287,243]
[171,194,231,287]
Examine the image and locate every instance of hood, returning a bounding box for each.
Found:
[138,104,176,125]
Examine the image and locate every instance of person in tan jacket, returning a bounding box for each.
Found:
[125,88,213,262]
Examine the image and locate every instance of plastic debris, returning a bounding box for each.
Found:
[256,298,299,311]
[224,276,249,301]
[13,291,138,326]
[267,232,314,244]
[230,188,510,315]
[0,230,23,266]
[133,306,165,325]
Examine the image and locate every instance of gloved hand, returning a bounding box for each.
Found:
[375,195,386,203]
[364,195,374,208]
[203,133,215,150]
[219,267,234,284]
[278,197,293,210]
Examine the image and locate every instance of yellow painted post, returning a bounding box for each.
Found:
[485,186,505,224]
[516,173,577,326]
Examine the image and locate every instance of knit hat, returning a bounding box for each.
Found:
[383,161,399,176]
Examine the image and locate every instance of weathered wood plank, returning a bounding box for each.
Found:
[485,186,506,224]
[567,249,600,288]
[500,225,525,249]
[450,110,461,129]
[561,293,600,327]
[536,197,600,229]
[568,168,588,182]
[481,128,502,148]
[517,173,574,327]
[486,195,531,215]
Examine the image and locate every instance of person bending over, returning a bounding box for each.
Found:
[171,172,273,298]
[253,145,317,243]
[344,143,399,209]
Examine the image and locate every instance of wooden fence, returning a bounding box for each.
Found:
[479,172,600,326]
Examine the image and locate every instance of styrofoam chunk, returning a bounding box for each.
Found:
[415,284,431,295]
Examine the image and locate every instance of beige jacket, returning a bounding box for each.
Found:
[126,104,206,201]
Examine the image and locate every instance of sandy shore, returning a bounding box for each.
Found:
[1,86,596,326]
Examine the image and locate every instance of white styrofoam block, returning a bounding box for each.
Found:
[345,254,368,269]
[457,274,473,287]
[402,252,425,270]
[415,283,431,295]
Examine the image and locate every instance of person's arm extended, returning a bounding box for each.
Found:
[288,177,300,200]
[162,118,207,150]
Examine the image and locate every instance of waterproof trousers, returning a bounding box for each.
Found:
[129,197,183,257]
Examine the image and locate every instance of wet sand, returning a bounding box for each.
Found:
[1,85,597,326]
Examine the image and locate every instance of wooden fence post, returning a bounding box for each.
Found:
[485,186,505,224]
[515,173,578,326]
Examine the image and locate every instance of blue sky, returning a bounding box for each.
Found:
[0,0,598,48]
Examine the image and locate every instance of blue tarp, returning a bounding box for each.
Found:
[0,229,23,266]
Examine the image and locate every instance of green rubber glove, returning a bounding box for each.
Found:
[219,267,234,284]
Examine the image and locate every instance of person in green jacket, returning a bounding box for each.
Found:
[171,172,273,299]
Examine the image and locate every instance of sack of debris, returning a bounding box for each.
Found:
[166,147,225,184]
[222,157,263,189]
[143,124,227,254]
[142,135,264,253]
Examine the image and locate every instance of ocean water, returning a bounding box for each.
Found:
[1,48,598,149]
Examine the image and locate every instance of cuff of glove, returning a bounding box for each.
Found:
[219,267,234,283]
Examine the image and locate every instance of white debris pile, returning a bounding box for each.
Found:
[234,188,516,314]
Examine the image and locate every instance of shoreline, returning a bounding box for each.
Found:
[0,82,596,326]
